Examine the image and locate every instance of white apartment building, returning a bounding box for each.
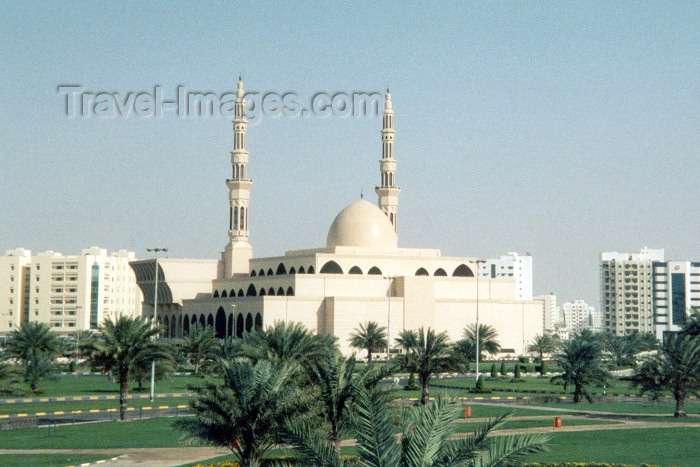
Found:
[600,247,664,336]
[0,247,142,337]
[562,299,602,333]
[534,293,560,333]
[652,260,700,339]
[480,252,533,300]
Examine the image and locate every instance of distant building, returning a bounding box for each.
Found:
[600,247,664,336]
[562,299,602,333]
[652,260,700,339]
[534,293,560,333]
[480,252,533,300]
[0,247,142,337]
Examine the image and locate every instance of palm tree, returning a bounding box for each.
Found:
[681,308,700,337]
[349,321,387,363]
[174,358,313,466]
[181,324,219,374]
[634,333,700,417]
[0,359,23,395]
[5,322,60,362]
[551,335,609,403]
[238,321,337,367]
[397,327,454,405]
[284,385,550,467]
[460,323,501,360]
[23,349,56,391]
[528,334,558,376]
[89,316,173,420]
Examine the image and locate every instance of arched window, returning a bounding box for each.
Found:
[254,313,263,331]
[240,207,245,231]
[453,264,474,277]
[368,266,382,275]
[320,261,343,274]
[250,270,257,277]
[268,287,275,296]
[267,268,274,276]
[183,315,190,335]
[260,288,266,296]
[213,290,219,298]
[308,266,315,274]
[349,266,363,274]
[298,266,305,274]
[207,314,214,327]
[289,267,296,275]
[415,267,429,276]
[164,316,170,338]
[236,314,244,338]
[199,314,206,327]
[246,284,257,296]
[215,307,226,339]
[230,289,235,297]
[259,269,265,276]
[277,287,284,295]
[276,263,287,275]
[237,289,244,297]
[245,313,253,332]
[221,290,228,298]
[227,314,233,337]
[178,316,183,338]
[191,315,197,326]
[287,286,294,296]
[233,206,239,230]
[434,268,448,276]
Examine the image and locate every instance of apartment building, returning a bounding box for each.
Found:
[480,252,533,300]
[652,260,700,339]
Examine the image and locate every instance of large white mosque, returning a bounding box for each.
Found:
[130,79,544,356]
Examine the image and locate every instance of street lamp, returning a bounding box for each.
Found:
[471,259,486,385]
[147,247,167,401]
[383,275,396,361]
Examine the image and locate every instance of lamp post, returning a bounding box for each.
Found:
[471,260,486,385]
[147,247,167,402]
[383,275,396,361]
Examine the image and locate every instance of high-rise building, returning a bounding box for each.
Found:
[0,247,142,337]
[534,293,560,333]
[600,247,664,336]
[652,260,700,339]
[562,299,601,333]
[480,252,533,300]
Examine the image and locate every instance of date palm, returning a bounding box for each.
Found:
[89,316,173,420]
[528,334,558,375]
[5,322,60,362]
[283,386,550,467]
[397,327,454,405]
[174,358,313,466]
[349,321,387,363]
[182,324,219,374]
[0,359,23,395]
[551,335,609,403]
[460,324,501,360]
[634,333,700,417]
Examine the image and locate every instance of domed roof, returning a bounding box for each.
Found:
[327,199,398,249]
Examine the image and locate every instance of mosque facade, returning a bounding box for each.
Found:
[130,79,544,356]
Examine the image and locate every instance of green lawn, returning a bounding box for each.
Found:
[453,418,621,432]
[0,454,116,467]
[535,400,700,415]
[0,397,191,415]
[525,427,700,467]
[0,417,193,449]
[434,375,638,395]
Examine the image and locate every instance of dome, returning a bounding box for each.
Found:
[327,199,398,249]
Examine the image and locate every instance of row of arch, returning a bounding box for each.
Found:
[318,261,474,277]
[162,308,263,339]
[214,286,295,298]
[251,264,315,277]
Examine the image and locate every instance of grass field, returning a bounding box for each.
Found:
[453,418,622,432]
[0,453,116,467]
[0,417,191,449]
[535,400,700,415]
[434,375,639,395]
[525,427,700,467]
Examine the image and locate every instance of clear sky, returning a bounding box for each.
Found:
[1,2,699,309]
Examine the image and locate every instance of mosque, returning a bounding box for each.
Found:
[130,79,544,356]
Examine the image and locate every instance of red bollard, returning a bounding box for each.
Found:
[553,416,562,428]
[464,406,472,418]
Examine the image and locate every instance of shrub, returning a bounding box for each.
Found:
[514,364,521,379]
[518,356,530,364]
[500,360,507,376]
[490,364,497,378]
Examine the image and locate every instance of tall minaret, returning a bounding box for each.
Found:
[375,88,401,231]
[222,76,253,277]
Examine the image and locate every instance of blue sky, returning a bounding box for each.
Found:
[1,2,699,308]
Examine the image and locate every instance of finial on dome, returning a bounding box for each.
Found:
[360,187,364,199]
[239,73,242,82]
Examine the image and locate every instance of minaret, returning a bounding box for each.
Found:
[222,77,253,277]
[375,88,401,231]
